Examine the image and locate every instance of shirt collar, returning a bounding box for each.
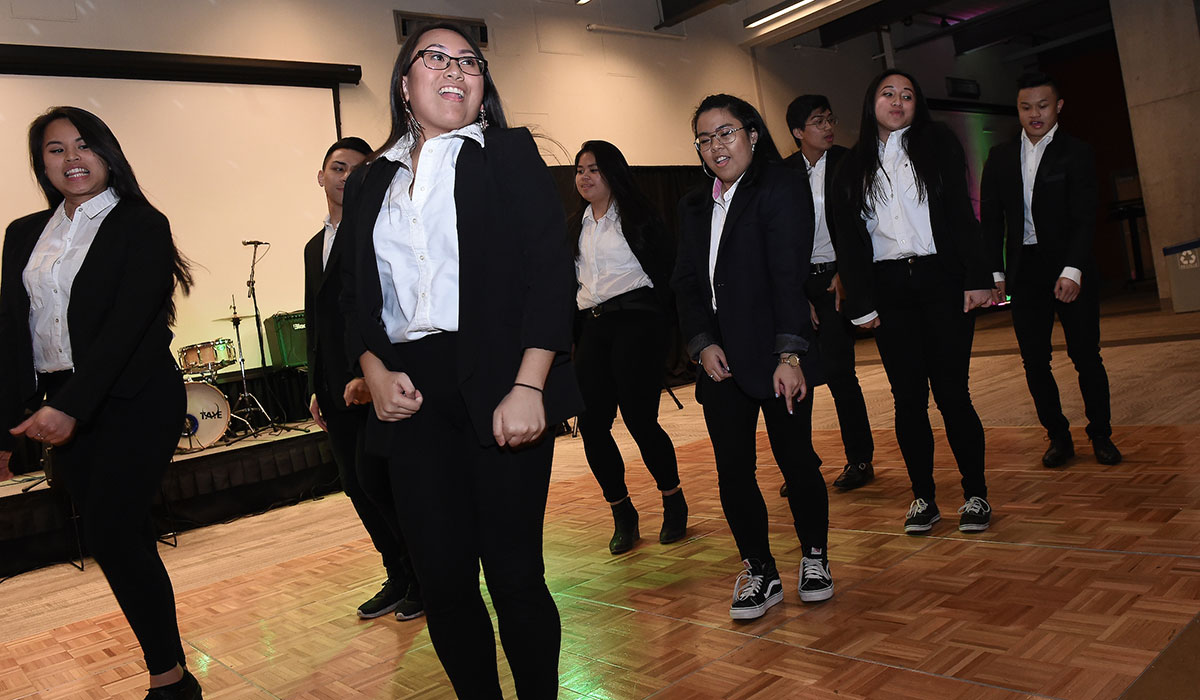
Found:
[381,123,487,163]
[1021,122,1059,151]
[76,187,120,220]
[878,126,910,157]
[804,150,826,172]
[323,214,336,235]
[583,202,619,224]
[712,173,744,205]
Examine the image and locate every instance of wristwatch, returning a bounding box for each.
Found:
[779,353,800,367]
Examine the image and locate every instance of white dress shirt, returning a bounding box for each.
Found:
[853,128,937,325]
[575,203,652,310]
[23,188,120,372]
[805,152,836,264]
[373,123,485,343]
[708,175,743,312]
[992,122,1081,286]
[321,215,337,270]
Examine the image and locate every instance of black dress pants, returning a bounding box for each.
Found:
[699,373,827,564]
[320,401,412,586]
[45,365,188,675]
[872,256,987,503]
[574,308,679,503]
[380,333,559,700]
[1010,244,1111,441]
[804,269,874,464]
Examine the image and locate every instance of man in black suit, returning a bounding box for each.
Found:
[981,73,1121,468]
[782,95,874,493]
[304,137,422,620]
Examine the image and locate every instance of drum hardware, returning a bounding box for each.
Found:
[240,243,306,437]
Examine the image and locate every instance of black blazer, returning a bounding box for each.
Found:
[340,127,582,448]
[671,161,819,402]
[0,201,181,449]
[980,129,1098,294]
[832,124,992,321]
[784,144,850,255]
[304,226,356,414]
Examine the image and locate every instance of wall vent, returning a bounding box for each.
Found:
[394,11,489,48]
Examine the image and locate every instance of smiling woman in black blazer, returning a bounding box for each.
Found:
[672,94,833,622]
[832,69,994,536]
[338,22,580,699]
[0,107,199,699]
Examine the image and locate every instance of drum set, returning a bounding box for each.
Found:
[177,336,238,451]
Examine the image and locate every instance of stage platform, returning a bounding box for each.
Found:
[0,422,336,579]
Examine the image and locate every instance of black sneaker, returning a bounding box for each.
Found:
[957,496,991,533]
[729,559,784,620]
[395,579,425,621]
[1042,436,1075,468]
[832,462,875,490]
[798,549,834,603]
[357,580,402,619]
[903,498,941,534]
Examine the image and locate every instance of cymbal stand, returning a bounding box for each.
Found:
[244,244,304,435]
[226,295,267,441]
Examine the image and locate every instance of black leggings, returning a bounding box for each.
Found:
[699,373,828,563]
[574,309,679,503]
[46,367,187,675]
[380,333,559,699]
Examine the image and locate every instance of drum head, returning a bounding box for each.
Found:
[179,382,231,450]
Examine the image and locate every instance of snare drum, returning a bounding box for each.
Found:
[178,338,237,375]
[178,381,231,450]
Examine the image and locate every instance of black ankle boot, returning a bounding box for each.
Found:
[659,489,688,544]
[609,497,639,555]
[145,669,202,700]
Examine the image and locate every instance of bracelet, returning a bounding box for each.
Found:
[513,382,544,393]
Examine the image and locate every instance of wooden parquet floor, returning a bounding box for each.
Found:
[2,295,1199,699]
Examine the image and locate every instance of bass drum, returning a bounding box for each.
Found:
[179,381,231,450]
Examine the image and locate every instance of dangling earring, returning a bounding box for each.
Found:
[751,142,756,152]
[476,104,489,130]
[403,99,423,131]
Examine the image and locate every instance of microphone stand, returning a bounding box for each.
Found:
[243,243,305,435]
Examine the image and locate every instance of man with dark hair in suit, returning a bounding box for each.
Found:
[781,95,875,495]
[981,73,1121,469]
[305,137,423,620]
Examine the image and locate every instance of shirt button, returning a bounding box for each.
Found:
[419,255,425,261]
[421,292,427,298]
[411,218,417,225]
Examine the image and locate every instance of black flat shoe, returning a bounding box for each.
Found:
[779,482,789,498]
[1092,436,1122,465]
[145,670,202,700]
[832,462,874,490]
[1042,437,1075,468]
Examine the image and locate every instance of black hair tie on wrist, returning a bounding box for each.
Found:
[513,382,543,393]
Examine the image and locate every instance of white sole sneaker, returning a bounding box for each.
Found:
[729,588,784,620]
[799,583,834,603]
[904,512,941,534]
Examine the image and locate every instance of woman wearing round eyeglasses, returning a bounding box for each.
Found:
[339,22,580,698]
[672,94,833,622]
[570,140,686,556]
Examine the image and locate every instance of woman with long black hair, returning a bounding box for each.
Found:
[338,22,580,698]
[0,107,199,699]
[831,69,995,535]
[569,140,686,555]
[672,94,833,621]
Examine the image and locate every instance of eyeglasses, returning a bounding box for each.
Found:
[412,50,488,76]
[694,126,746,152]
[805,115,838,129]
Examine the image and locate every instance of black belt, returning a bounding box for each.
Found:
[876,254,938,268]
[810,261,837,275]
[584,286,659,318]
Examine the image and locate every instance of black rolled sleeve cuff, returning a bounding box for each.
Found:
[686,332,718,362]
[773,333,809,356]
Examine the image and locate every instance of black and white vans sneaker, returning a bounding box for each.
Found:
[357,580,402,619]
[798,549,834,603]
[903,498,941,534]
[957,496,992,533]
[729,559,784,620]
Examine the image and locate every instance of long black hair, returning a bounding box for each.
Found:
[567,140,662,258]
[375,22,508,161]
[690,94,781,184]
[846,69,943,216]
[27,106,193,322]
